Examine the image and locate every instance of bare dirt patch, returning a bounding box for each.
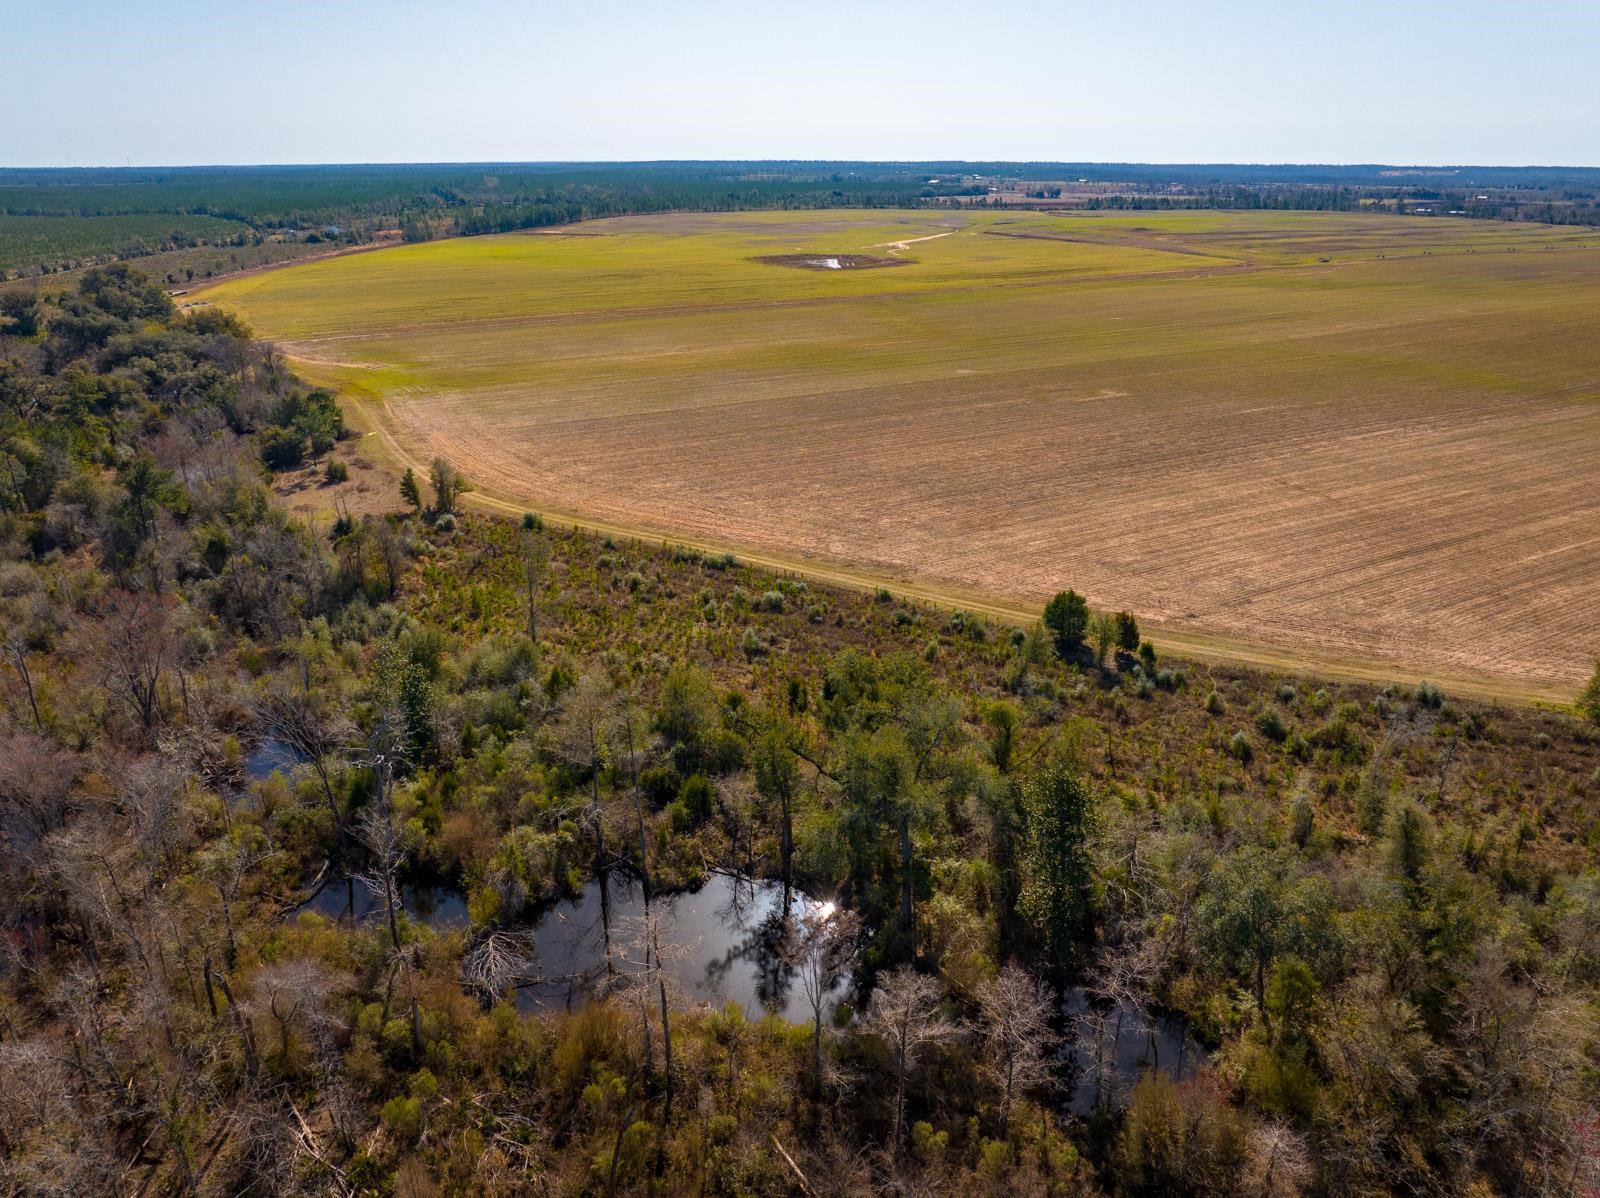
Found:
[751,253,911,271]
[271,445,396,520]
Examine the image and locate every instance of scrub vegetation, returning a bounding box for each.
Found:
[3,265,1600,1196]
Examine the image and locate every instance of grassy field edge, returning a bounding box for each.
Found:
[283,349,1576,711]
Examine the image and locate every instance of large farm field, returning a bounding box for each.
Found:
[197,208,1600,700]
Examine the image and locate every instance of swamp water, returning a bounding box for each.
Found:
[294,862,1204,1110]
[1060,987,1206,1115]
[514,872,846,1023]
[244,737,307,780]
[302,876,471,930]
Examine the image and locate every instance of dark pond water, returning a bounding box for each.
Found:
[288,860,1202,1106]
[1060,987,1206,1114]
[244,737,308,781]
[301,876,470,930]
[515,872,847,1023]
[224,738,309,811]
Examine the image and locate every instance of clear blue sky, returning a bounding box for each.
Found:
[5,0,1596,167]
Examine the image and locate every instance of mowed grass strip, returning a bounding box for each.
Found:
[198,209,1600,695]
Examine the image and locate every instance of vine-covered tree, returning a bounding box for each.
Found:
[1019,763,1096,967]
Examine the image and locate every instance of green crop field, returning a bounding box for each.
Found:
[197,208,1600,699]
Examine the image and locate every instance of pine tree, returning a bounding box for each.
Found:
[1042,590,1089,658]
[399,467,421,512]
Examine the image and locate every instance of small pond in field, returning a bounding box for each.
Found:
[514,872,847,1023]
[1060,987,1207,1115]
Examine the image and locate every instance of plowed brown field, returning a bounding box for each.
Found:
[197,209,1600,701]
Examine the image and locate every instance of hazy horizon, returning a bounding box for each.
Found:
[4,158,1598,172]
[7,0,1596,169]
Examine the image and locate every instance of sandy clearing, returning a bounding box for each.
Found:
[871,230,958,254]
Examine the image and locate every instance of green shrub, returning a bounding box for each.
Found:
[911,1121,948,1165]
[639,764,681,809]
[1228,731,1254,763]
[1255,708,1289,742]
[977,1138,1016,1179]
[324,459,349,483]
[409,1067,439,1099]
[1290,794,1314,847]
[380,1095,421,1142]
[948,609,988,641]
[678,774,714,824]
[258,425,304,470]
[1114,610,1140,653]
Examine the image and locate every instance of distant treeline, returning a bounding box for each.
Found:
[1069,186,1600,224]
[447,176,954,238]
[2,161,1596,276]
[1076,186,1370,212]
[943,160,1600,189]
[0,163,970,231]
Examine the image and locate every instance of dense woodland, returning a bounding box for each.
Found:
[3,268,1600,1196]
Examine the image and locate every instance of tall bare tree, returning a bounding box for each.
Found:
[975,964,1060,1132]
[354,804,405,954]
[93,592,179,744]
[866,966,953,1152]
[250,957,347,1066]
[1244,1120,1313,1197]
[779,904,862,1096]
